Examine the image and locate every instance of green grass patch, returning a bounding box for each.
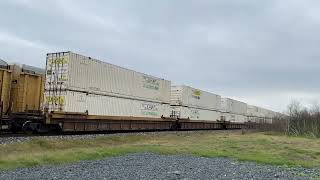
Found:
[1,131,320,170]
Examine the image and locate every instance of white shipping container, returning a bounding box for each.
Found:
[247,105,277,118]
[221,98,247,115]
[247,105,264,117]
[170,106,220,121]
[45,52,171,103]
[170,85,221,110]
[222,113,248,123]
[44,90,171,118]
[247,116,273,124]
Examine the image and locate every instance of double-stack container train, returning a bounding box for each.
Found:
[0,51,282,134]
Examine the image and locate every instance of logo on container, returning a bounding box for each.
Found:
[192,90,201,99]
[141,103,159,116]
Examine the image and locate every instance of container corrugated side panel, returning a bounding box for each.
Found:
[232,100,247,115]
[24,74,43,111]
[45,90,87,113]
[221,98,247,115]
[247,105,259,116]
[0,69,12,112]
[47,51,171,103]
[170,86,184,106]
[161,80,171,103]
[222,113,247,123]
[87,94,170,117]
[171,106,220,121]
[220,98,231,113]
[10,73,43,112]
[258,107,272,118]
[45,90,171,118]
[248,105,272,118]
[69,52,89,91]
[185,86,221,110]
[171,85,221,110]
[132,71,170,103]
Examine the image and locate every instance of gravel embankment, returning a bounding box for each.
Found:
[0,153,318,180]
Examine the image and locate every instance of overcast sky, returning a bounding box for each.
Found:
[1,0,319,112]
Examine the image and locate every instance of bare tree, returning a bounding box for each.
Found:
[285,100,320,137]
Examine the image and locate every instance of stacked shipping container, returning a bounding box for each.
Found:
[247,105,277,123]
[45,52,171,118]
[43,51,281,123]
[170,85,221,121]
[1,53,283,126]
[220,98,248,123]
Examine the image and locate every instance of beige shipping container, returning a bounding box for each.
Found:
[247,105,263,117]
[170,85,221,110]
[44,90,171,118]
[170,106,220,121]
[10,64,45,112]
[221,112,247,123]
[259,108,276,118]
[221,98,247,115]
[247,105,277,118]
[45,52,171,103]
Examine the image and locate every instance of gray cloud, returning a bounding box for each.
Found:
[1,0,320,112]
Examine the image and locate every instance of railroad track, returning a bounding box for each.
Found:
[0,128,244,139]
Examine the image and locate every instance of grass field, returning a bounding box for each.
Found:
[1,130,320,170]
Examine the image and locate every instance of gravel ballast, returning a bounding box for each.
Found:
[0,130,239,145]
[0,153,318,180]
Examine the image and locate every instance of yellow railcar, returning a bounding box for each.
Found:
[0,66,12,114]
[9,64,45,113]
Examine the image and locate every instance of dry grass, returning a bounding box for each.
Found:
[1,131,320,170]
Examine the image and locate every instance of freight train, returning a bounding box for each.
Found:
[0,52,282,134]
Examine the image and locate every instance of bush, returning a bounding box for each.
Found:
[286,101,320,137]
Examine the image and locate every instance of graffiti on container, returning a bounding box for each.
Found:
[48,57,69,65]
[192,90,201,100]
[45,96,65,105]
[46,67,68,82]
[141,103,159,116]
[190,109,200,119]
[142,76,159,90]
[141,103,158,111]
[76,95,86,102]
[142,111,159,116]
[58,74,68,81]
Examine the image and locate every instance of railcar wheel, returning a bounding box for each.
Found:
[22,121,33,134]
